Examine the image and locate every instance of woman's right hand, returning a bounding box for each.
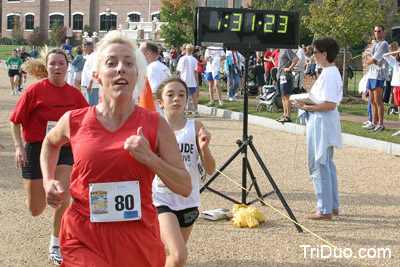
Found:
[14,146,27,168]
[43,179,65,209]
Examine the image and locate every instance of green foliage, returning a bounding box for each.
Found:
[11,15,25,45]
[160,0,197,48]
[303,0,393,46]
[27,27,45,47]
[81,25,92,39]
[0,37,13,45]
[49,20,67,46]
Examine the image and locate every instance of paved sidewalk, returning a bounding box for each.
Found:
[199,91,400,130]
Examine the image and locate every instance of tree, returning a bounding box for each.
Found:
[27,27,45,47]
[49,20,67,46]
[160,0,197,49]
[11,14,25,45]
[303,0,395,94]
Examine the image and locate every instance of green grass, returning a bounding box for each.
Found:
[0,45,75,61]
[198,84,400,144]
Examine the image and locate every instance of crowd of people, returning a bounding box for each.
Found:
[5,23,400,266]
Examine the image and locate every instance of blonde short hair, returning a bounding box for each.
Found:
[95,30,147,97]
[186,44,194,54]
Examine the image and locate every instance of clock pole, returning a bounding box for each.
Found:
[197,7,302,233]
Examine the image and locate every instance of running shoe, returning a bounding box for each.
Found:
[392,130,400,136]
[48,246,62,265]
[207,100,215,107]
[219,100,225,106]
[363,123,376,130]
[371,125,385,132]
[194,111,200,118]
[361,121,372,128]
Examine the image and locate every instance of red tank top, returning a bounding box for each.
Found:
[69,106,159,227]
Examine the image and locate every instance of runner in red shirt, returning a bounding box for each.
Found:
[40,31,191,266]
[9,48,88,265]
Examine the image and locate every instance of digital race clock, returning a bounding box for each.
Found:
[194,7,299,51]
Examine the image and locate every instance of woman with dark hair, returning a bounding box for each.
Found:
[293,36,343,220]
[9,48,89,264]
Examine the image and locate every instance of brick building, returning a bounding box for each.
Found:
[1,0,251,40]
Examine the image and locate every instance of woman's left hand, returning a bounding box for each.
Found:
[124,126,152,164]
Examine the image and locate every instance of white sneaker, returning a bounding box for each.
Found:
[362,121,372,128]
[256,94,263,99]
[392,130,400,136]
[232,96,237,101]
[11,91,15,96]
[194,111,200,118]
[235,93,241,98]
[48,246,62,265]
[207,100,215,107]
[371,125,385,132]
[363,123,376,130]
[219,100,225,106]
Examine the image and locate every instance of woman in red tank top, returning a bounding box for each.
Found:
[40,31,191,266]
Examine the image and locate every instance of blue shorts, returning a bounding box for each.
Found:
[188,87,197,94]
[277,75,294,95]
[206,72,221,81]
[367,79,385,90]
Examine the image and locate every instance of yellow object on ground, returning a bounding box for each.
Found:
[232,204,266,228]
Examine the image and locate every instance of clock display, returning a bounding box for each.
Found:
[195,7,299,51]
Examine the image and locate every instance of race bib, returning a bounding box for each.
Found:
[11,63,18,70]
[280,75,287,84]
[89,181,142,222]
[46,121,57,134]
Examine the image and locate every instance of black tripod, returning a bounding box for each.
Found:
[200,51,302,233]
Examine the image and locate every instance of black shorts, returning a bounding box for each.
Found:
[8,70,19,78]
[22,142,74,180]
[157,206,199,228]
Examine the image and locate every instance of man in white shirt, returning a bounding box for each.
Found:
[204,46,226,107]
[140,40,171,116]
[81,41,99,106]
[177,44,200,117]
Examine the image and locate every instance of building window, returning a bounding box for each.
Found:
[7,15,20,30]
[100,14,117,31]
[128,13,140,22]
[73,14,83,30]
[151,13,160,21]
[206,0,228,7]
[195,0,201,5]
[233,0,242,8]
[50,14,64,28]
[25,14,34,30]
